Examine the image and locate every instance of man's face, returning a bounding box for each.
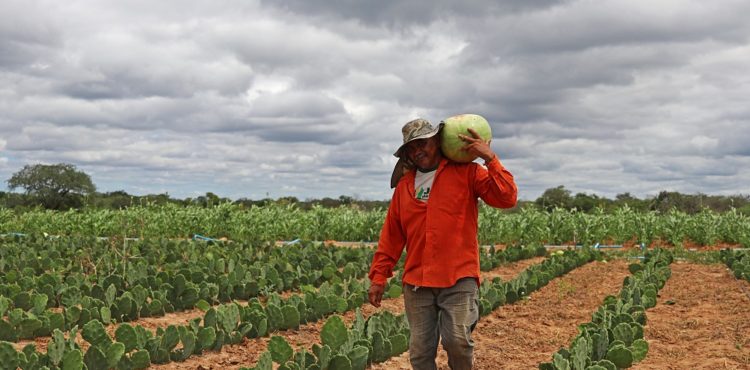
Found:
[405,136,442,170]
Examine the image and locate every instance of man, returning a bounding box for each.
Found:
[368,118,517,370]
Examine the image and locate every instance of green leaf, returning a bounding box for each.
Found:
[281,305,300,330]
[321,315,348,352]
[106,342,125,368]
[197,326,217,352]
[195,299,211,312]
[131,349,151,369]
[83,346,108,370]
[19,318,43,339]
[0,342,19,370]
[82,320,112,348]
[553,352,570,370]
[160,325,180,352]
[268,336,293,364]
[347,345,369,370]
[48,329,67,366]
[61,348,84,370]
[329,354,352,370]
[631,339,649,362]
[249,351,273,370]
[116,323,139,352]
[605,345,633,369]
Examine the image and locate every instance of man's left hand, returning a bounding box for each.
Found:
[458,128,496,162]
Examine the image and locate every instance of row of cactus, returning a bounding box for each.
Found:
[478,243,548,271]
[0,327,87,370]
[0,239,372,341]
[244,309,410,370]
[478,247,601,315]
[539,248,674,370]
[0,237,370,306]
[720,248,750,282]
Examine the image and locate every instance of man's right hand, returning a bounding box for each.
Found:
[368,283,385,307]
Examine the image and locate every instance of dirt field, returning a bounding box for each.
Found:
[11,255,749,369]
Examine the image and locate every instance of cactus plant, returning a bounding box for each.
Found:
[48,329,67,366]
[370,331,391,363]
[0,320,17,342]
[605,344,633,368]
[321,315,348,352]
[171,327,196,362]
[268,336,293,364]
[552,352,570,370]
[312,344,332,369]
[84,346,108,370]
[570,336,589,370]
[329,354,352,370]
[82,320,112,348]
[218,304,241,333]
[116,323,140,352]
[131,349,151,369]
[281,305,300,330]
[591,330,608,361]
[592,359,616,370]
[62,348,84,370]
[631,339,648,362]
[0,342,19,370]
[105,342,125,368]
[266,304,284,333]
[196,326,217,353]
[19,318,43,339]
[612,323,634,346]
[160,325,180,352]
[347,345,369,370]
[242,350,272,370]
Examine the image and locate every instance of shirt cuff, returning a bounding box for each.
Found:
[370,274,388,286]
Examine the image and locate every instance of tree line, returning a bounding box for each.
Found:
[3,163,750,215]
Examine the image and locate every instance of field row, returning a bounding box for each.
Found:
[2,203,749,246]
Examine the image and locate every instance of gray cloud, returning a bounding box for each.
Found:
[1,0,749,200]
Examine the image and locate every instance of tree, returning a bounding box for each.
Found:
[535,185,573,211]
[7,163,96,209]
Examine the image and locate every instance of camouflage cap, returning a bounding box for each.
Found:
[393,118,443,158]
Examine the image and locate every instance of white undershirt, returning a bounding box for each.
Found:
[414,169,436,202]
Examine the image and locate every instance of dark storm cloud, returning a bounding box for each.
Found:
[261,0,568,27]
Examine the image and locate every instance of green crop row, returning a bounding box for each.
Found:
[539,248,674,370]
[244,309,409,370]
[0,271,372,370]
[479,243,547,272]
[720,248,750,282]
[0,238,372,342]
[3,203,750,246]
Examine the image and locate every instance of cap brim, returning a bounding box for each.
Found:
[393,124,443,158]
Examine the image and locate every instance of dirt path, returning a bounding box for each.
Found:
[480,256,546,281]
[633,263,750,370]
[151,257,546,369]
[370,259,630,370]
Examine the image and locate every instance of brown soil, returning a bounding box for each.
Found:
[633,263,750,370]
[370,259,630,370]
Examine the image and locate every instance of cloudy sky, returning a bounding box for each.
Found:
[1,0,749,201]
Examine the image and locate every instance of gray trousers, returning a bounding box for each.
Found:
[403,277,479,370]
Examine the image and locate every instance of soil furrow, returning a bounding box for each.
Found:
[371,259,630,370]
[633,262,750,370]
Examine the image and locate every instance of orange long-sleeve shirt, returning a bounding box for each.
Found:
[368,157,517,288]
